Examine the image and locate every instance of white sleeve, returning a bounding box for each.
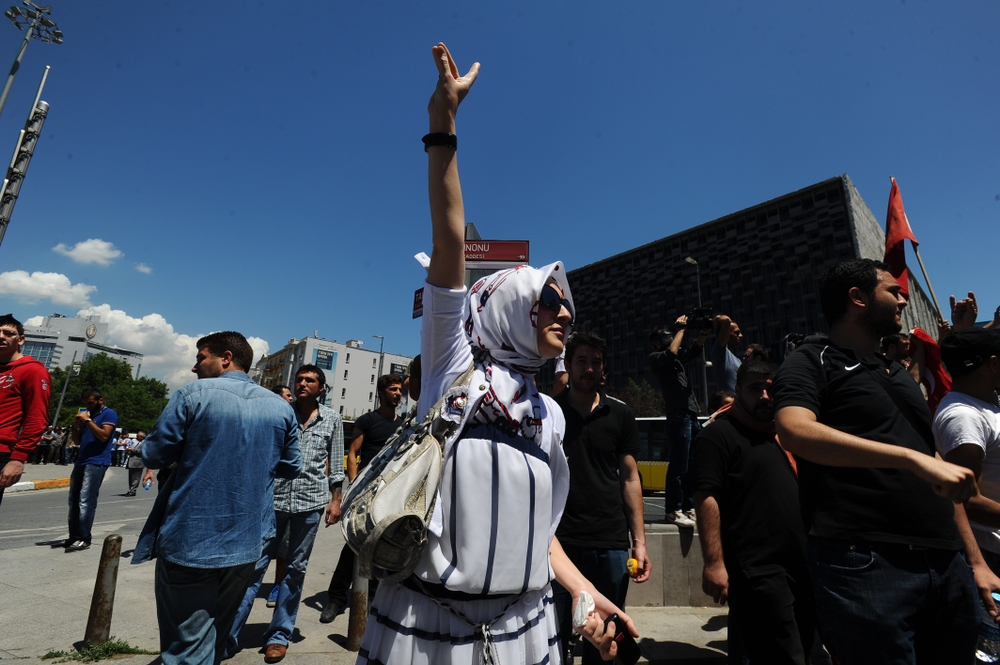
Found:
[418,282,472,421]
[934,400,989,460]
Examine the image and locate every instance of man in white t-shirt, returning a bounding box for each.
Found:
[934,327,1000,574]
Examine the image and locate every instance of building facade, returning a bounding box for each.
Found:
[22,314,144,377]
[563,174,938,409]
[255,335,413,420]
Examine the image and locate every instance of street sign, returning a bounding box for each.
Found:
[413,288,424,319]
[464,240,529,269]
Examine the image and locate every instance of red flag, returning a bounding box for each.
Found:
[907,327,951,415]
[884,177,919,299]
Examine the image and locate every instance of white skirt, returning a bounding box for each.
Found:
[357,581,562,665]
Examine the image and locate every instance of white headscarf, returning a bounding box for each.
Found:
[463,262,575,442]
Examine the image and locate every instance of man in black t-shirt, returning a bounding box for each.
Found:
[553,333,647,665]
[694,360,814,665]
[320,374,403,623]
[773,258,989,664]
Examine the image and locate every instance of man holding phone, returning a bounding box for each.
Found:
[59,389,117,552]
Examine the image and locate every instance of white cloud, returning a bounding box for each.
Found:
[135,263,153,274]
[74,304,270,391]
[0,270,96,307]
[53,238,123,266]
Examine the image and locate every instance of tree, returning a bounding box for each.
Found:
[607,379,664,418]
[48,354,169,433]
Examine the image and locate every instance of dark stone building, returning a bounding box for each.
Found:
[564,174,938,409]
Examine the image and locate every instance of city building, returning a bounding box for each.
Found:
[562,174,939,407]
[21,314,143,377]
[255,334,413,420]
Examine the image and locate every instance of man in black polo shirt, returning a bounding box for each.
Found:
[553,332,648,665]
[320,373,403,623]
[694,360,814,665]
[773,258,989,663]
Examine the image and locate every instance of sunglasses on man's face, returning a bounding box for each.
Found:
[540,285,573,323]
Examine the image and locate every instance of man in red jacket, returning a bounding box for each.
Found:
[0,314,52,508]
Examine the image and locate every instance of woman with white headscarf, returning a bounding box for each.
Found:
[356,43,639,665]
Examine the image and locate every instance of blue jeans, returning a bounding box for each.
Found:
[228,509,322,653]
[807,536,979,664]
[68,464,108,543]
[553,545,629,665]
[155,558,255,665]
[666,411,700,512]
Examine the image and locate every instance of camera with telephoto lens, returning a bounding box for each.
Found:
[677,307,713,333]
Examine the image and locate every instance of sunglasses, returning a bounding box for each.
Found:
[540,285,573,323]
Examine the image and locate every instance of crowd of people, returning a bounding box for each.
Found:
[2,42,1000,665]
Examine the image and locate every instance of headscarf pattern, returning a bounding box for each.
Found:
[462,262,575,443]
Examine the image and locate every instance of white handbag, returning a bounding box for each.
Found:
[341,362,476,584]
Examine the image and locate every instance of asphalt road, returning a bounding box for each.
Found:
[1,477,668,551]
[0,477,157,551]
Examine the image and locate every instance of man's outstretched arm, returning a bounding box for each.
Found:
[776,405,978,502]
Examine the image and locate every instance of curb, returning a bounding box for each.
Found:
[7,477,70,492]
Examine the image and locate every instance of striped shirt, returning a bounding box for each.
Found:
[274,403,344,513]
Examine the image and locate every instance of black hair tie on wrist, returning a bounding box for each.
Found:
[422,132,457,152]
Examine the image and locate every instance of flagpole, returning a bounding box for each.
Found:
[909,240,945,322]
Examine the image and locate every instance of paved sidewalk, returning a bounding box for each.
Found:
[0,517,731,664]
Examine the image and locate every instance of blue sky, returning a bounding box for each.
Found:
[0,0,996,389]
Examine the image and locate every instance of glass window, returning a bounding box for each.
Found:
[372,358,376,367]
[341,388,346,398]
[369,392,373,401]
[370,375,375,384]
[21,341,56,368]
[344,370,348,379]
[346,353,350,363]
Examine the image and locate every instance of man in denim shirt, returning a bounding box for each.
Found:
[133,331,300,665]
[228,364,344,663]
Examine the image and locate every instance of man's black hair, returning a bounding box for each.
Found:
[295,364,326,388]
[0,313,23,336]
[880,333,908,354]
[819,258,891,326]
[377,374,403,394]
[736,360,778,387]
[271,384,290,395]
[744,343,771,362]
[81,388,103,401]
[197,331,254,371]
[567,331,607,366]
[708,390,735,414]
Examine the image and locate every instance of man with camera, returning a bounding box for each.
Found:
[649,312,710,527]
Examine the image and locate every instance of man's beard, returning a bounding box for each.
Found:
[859,297,901,339]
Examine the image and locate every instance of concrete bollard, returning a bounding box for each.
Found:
[83,534,122,646]
[346,556,368,651]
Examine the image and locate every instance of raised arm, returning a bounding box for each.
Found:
[426,43,480,290]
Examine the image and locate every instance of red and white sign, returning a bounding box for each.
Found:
[465,240,529,270]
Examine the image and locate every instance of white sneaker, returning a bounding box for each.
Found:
[667,510,696,528]
[684,509,697,522]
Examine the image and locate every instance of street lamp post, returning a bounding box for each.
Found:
[684,256,709,412]
[0,2,62,121]
[372,335,384,408]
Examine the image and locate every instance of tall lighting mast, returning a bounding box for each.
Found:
[0,2,62,120]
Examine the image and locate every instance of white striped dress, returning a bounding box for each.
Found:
[357,282,570,665]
